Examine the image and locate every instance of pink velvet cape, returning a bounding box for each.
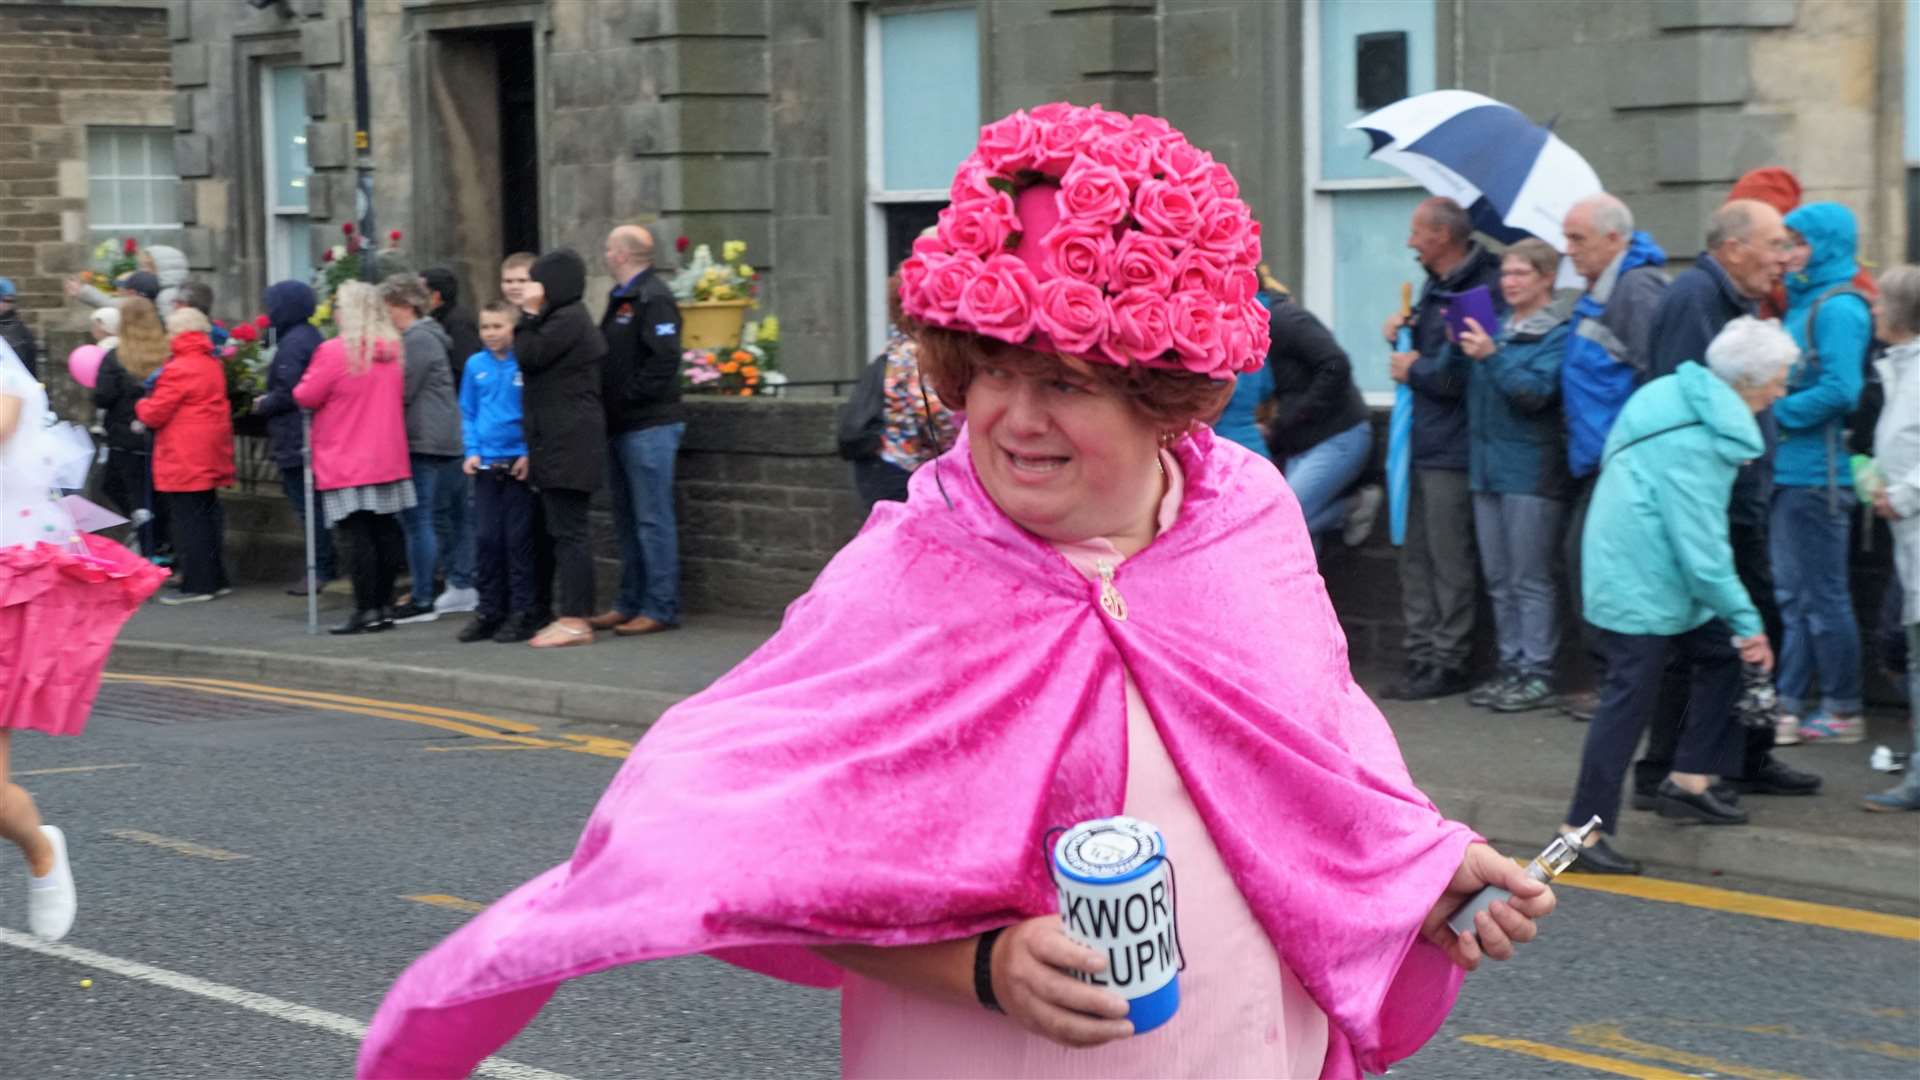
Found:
[357,427,1477,1079]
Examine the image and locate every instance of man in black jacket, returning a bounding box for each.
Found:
[249,280,334,593]
[421,268,483,381]
[1381,197,1502,700]
[586,224,685,638]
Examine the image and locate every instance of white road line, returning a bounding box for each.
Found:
[0,927,575,1080]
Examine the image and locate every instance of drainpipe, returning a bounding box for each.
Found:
[351,0,377,282]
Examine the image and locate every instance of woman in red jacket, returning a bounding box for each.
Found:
[135,306,235,602]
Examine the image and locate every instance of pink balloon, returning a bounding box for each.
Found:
[67,344,105,388]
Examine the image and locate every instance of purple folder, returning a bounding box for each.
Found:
[1439,285,1498,341]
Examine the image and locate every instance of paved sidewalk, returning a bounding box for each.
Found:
[111,585,1920,900]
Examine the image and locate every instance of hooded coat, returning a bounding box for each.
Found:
[356,425,1479,1080]
[1726,168,1877,318]
[250,281,324,469]
[1563,231,1669,479]
[400,315,463,458]
[515,250,607,493]
[1461,302,1571,499]
[1775,202,1870,494]
[1582,362,1765,639]
[147,244,189,314]
[134,331,235,493]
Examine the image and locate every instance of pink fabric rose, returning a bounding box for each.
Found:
[906,250,985,327]
[1222,267,1258,306]
[958,253,1041,344]
[1031,112,1089,176]
[1035,278,1110,356]
[1134,178,1212,243]
[1238,219,1264,268]
[1171,247,1228,295]
[1156,139,1214,181]
[1110,232,1176,295]
[1103,288,1174,367]
[948,160,999,203]
[937,193,1019,259]
[976,111,1039,173]
[1193,198,1252,256]
[1029,102,1078,124]
[1237,297,1272,367]
[1085,131,1157,187]
[1198,161,1240,202]
[1055,161,1133,228]
[1128,113,1182,148]
[1169,290,1227,373]
[1041,220,1115,288]
[897,252,933,306]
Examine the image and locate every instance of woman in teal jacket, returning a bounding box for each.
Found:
[1455,239,1572,713]
[1562,317,1793,875]
[1771,202,1871,743]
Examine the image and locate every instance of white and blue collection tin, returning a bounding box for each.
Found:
[1050,816,1182,1034]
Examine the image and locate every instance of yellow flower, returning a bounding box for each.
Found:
[722,240,746,262]
[710,286,735,300]
[737,263,754,279]
[758,315,780,341]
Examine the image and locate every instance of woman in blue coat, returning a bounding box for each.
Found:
[1455,239,1572,713]
[1562,316,1794,874]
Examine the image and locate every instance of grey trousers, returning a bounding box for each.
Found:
[1400,467,1479,669]
[1473,491,1567,679]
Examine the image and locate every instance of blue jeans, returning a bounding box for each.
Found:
[1281,419,1372,536]
[1769,485,1862,716]
[434,469,474,589]
[608,423,684,624]
[400,454,463,601]
[279,465,336,580]
[1472,491,1566,679]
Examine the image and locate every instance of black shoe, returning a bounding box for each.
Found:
[1569,835,1642,875]
[1709,781,1741,805]
[1404,665,1470,701]
[1467,672,1515,708]
[457,615,504,643]
[1734,756,1823,796]
[1630,788,1660,812]
[391,600,437,624]
[1561,689,1600,723]
[494,611,541,644]
[1492,675,1556,713]
[1657,779,1749,825]
[329,609,389,635]
[1381,662,1434,701]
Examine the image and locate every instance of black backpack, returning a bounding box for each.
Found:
[835,353,888,461]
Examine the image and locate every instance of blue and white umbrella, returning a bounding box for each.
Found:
[1349,90,1601,252]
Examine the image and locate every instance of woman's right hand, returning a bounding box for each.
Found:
[1457,318,1496,360]
[990,915,1133,1048]
[1736,633,1774,672]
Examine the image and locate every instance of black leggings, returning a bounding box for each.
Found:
[339,510,406,613]
[166,489,228,596]
[539,488,595,618]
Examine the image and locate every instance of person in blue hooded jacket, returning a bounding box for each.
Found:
[249,280,334,593]
[1453,239,1572,714]
[1770,202,1872,744]
[1562,317,1793,874]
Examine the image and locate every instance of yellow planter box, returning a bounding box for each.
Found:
[679,299,753,351]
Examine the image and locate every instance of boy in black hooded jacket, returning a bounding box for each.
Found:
[514,249,607,647]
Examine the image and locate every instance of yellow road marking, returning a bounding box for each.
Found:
[101,673,632,759]
[1458,1035,1699,1079]
[1718,1023,1920,1062]
[1556,871,1920,942]
[402,894,485,914]
[1567,1023,1801,1080]
[102,673,540,733]
[423,744,552,753]
[104,828,250,862]
[16,763,142,777]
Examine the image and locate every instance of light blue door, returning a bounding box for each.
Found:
[1314,0,1437,396]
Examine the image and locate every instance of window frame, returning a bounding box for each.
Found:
[85,126,183,247]
[259,62,313,287]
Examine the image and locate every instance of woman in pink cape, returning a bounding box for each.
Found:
[361,105,1556,1079]
[0,337,165,943]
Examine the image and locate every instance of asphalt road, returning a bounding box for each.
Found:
[2,675,1914,1079]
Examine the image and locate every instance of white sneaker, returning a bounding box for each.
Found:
[28,825,75,942]
[1343,484,1384,547]
[433,586,479,614]
[1775,713,1802,747]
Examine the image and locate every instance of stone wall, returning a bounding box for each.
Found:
[0,0,171,414]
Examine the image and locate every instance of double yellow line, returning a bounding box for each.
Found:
[99,673,633,759]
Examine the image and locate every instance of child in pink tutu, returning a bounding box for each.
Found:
[0,337,164,940]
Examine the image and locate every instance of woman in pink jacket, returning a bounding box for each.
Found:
[294,281,414,634]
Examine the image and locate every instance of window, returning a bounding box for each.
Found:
[86,128,182,249]
[864,6,981,357]
[261,64,313,284]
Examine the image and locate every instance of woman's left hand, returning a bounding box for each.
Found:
[1421,842,1556,971]
[1457,318,1496,361]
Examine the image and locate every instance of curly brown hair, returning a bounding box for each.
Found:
[910,322,1234,434]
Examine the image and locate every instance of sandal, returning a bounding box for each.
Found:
[528,621,594,649]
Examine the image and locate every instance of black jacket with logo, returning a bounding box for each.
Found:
[599,267,683,435]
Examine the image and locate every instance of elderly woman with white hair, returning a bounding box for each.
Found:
[1559,316,1793,874]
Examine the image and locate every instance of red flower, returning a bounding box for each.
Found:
[675,236,690,253]
[231,323,258,343]
[122,237,138,255]
[322,249,335,263]
[254,314,270,329]
[341,221,355,236]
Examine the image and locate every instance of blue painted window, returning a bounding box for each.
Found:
[879,8,980,192]
[1319,0,1437,182]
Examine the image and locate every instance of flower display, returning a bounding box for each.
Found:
[668,240,759,304]
[896,103,1268,380]
[219,314,272,421]
[678,315,785,396]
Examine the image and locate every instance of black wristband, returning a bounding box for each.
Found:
[974,927,1006,1013]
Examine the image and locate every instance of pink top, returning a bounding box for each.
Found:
[293,337,411,492]
[840,452,1331,1078]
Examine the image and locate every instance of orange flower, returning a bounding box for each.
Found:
[739,388,753,397]
[731,350,752,364]
[742,365,760,379]
[719,361,740,375]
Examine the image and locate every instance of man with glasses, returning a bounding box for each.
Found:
[1627,199,1821,819]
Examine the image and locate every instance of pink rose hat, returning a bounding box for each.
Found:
[899,103,1269,381]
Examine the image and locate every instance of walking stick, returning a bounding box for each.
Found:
[303,410,318,635]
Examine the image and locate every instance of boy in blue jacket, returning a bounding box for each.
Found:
[456,301,539,644]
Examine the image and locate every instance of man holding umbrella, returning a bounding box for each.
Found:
[1382,196,1502,700]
